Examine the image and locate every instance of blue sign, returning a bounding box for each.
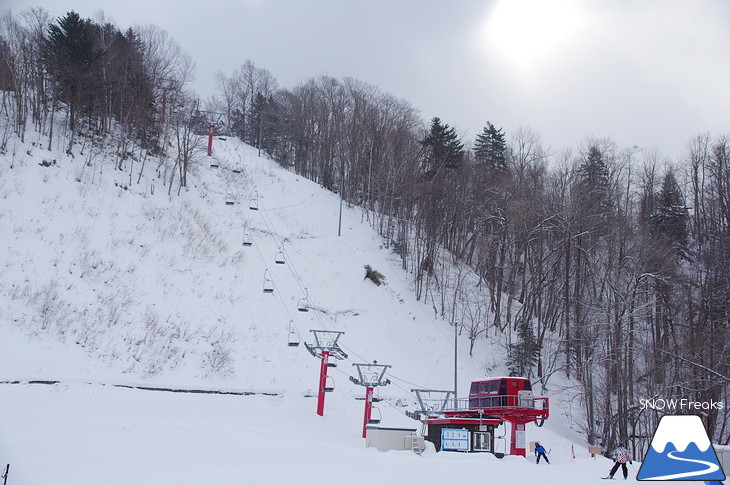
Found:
[638,415,726,481]
[442,428,470,451]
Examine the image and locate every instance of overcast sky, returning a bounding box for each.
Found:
[6,0,730,159]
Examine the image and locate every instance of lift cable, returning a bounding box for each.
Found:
[219,140,458,400]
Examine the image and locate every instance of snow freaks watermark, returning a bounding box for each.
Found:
[637,415,726,481]
[639,398,725,411]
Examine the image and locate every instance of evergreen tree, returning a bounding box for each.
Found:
[45,11,100,132]
[651,171,689,259]
[230,108,246,141]
[575,144,611,219]
[507,318,539,377]
[474,121,507,171]
[420,116,463,177]
[251,92,282,154]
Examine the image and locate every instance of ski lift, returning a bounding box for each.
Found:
[249,198,259,211]
[297,297,310,312]
[322,376,335,393]
[287,321,300,347]
[225,192,235,205]
[232,162,243,174]
[274,248,285,265]
[297,288,310,312]
[368,407,382,425]
[263,270,274,294]
[242,230,253,247]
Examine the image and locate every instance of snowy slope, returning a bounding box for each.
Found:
[0,131,690,484]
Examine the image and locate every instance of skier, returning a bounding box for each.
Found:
[535,442,550,464]
[604,443,631,479]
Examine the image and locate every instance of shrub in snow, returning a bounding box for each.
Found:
[364,265,385,286]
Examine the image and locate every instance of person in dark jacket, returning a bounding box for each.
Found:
[535,442,550,464]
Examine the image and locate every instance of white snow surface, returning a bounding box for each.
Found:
[0,132,688,484]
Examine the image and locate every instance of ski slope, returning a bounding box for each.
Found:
[0,132,694,484]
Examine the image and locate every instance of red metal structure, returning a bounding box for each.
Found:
[349,362,391,438]
[418,377,549,456]
[316,351,332,416]
[362,386,374,436]
[304,330,347,417]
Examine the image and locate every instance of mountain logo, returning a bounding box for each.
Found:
[637,415,726,481]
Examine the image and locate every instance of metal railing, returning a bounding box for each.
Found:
[417,395,548,414]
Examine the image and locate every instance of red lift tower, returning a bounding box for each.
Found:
[304,330,347,416]
[195,110,224,159]
[349,362,391,438]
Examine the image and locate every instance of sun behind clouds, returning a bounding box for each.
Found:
[485,0,585,70]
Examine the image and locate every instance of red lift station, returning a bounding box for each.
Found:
[415,377,549,457]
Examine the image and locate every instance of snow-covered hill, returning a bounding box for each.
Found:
[0,131,685,484]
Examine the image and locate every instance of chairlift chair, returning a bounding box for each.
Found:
[249,198,259,211]
[242,231,253,247]
[210,159,219,168]
[297,297,309,312]
[287,321,300,347]
[263,270,274,294]
[322,376,335,393]
[297,288,310,312]
[274,249,285,265]
[368,407,382,425]
[225,192,235,205]
[288,331,300,347]
[232,163,242,174]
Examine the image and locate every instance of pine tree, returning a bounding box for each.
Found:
[45,11,100,133]
[651,171,689,259]
[507,319,539,377]
[420,117,463,177]
[575,144,611,221]
[474,121,507,171]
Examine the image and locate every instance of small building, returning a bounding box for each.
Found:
[365,426,419,452]
[426,418,501,453]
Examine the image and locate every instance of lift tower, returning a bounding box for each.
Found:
[350,362,391,438]
[304,330,347,416]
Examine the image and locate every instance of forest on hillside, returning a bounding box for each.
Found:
[1,8,728,452]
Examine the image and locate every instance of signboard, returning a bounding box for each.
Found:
[442,428,470,451]
[515,423,526,450]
